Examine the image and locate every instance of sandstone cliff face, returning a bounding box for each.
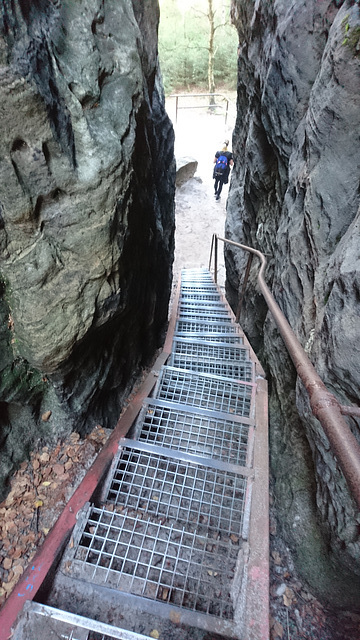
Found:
[227,0,360,607]
[0,0,175,498]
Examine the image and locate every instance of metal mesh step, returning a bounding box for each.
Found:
[174,333,244,345]
[180,268,213,279]
[179,301,227,311]
[169,339,253,381]
[180,293,222,302]
[105,440,248,537]
[171,338,249,361]
[178,310,233,321]
[154,366,254,417]
[180,284,219,293]
[71,505,240,622]
[135,398,253,467]
[175,319,242,336]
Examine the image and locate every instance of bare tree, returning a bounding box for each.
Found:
[207,0,216,104]
[193,0,229,105]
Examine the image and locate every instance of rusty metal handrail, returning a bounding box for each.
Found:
[210,234,360,509]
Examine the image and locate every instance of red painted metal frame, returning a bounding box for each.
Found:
[0,282,181,640]
[243,376,269,640]
[215,278,269,639]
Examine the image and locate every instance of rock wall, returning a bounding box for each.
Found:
[227,0,360,607]
[0,0,175,498]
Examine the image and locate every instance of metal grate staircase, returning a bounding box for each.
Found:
[12,268,269,640]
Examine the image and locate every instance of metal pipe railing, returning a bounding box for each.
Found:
[168,93,231,124]
[211,234,360,509]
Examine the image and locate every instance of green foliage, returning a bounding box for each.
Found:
[158,0,238,94]
[341,15,360,56]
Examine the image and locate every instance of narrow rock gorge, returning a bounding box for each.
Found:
[0,0,359,616]
[227,0,360,608]
[0,0,175,498]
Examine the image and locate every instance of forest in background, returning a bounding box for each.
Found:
[158,0,238,95]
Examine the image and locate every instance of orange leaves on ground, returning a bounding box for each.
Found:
[0,424,110,607]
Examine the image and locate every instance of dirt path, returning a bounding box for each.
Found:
[168,95,236,289]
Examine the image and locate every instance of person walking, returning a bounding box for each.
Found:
[213,140,233,200]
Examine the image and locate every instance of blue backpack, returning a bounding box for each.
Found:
[215,154,228,175]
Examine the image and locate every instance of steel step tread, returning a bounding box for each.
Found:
[175,320,242,336]
[153,366,255,419]
[173,333,244,345]
[171,337,250,360]
[59,502,245,638]
[102,438,250,537]
[132,397,254,468]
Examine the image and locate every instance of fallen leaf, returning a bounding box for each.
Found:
[271,620,284,638]
[41,481,51,487]
[150,631,159,639]
[283,587,294,607]
[52,464,66,477]
[271,550,282,565]
[169,611,181,624]
[2,579,18,593]
[41,411,52,422]
[3,557,12,570]
[34,499,43,508]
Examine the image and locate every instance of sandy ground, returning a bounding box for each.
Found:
[167,94,237,290]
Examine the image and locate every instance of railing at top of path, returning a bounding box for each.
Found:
[209,233,360,510]
[168,93,232,125]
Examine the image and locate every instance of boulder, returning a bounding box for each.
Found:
[175,156,198,186]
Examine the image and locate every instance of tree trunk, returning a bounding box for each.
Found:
[207,0,216,106]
